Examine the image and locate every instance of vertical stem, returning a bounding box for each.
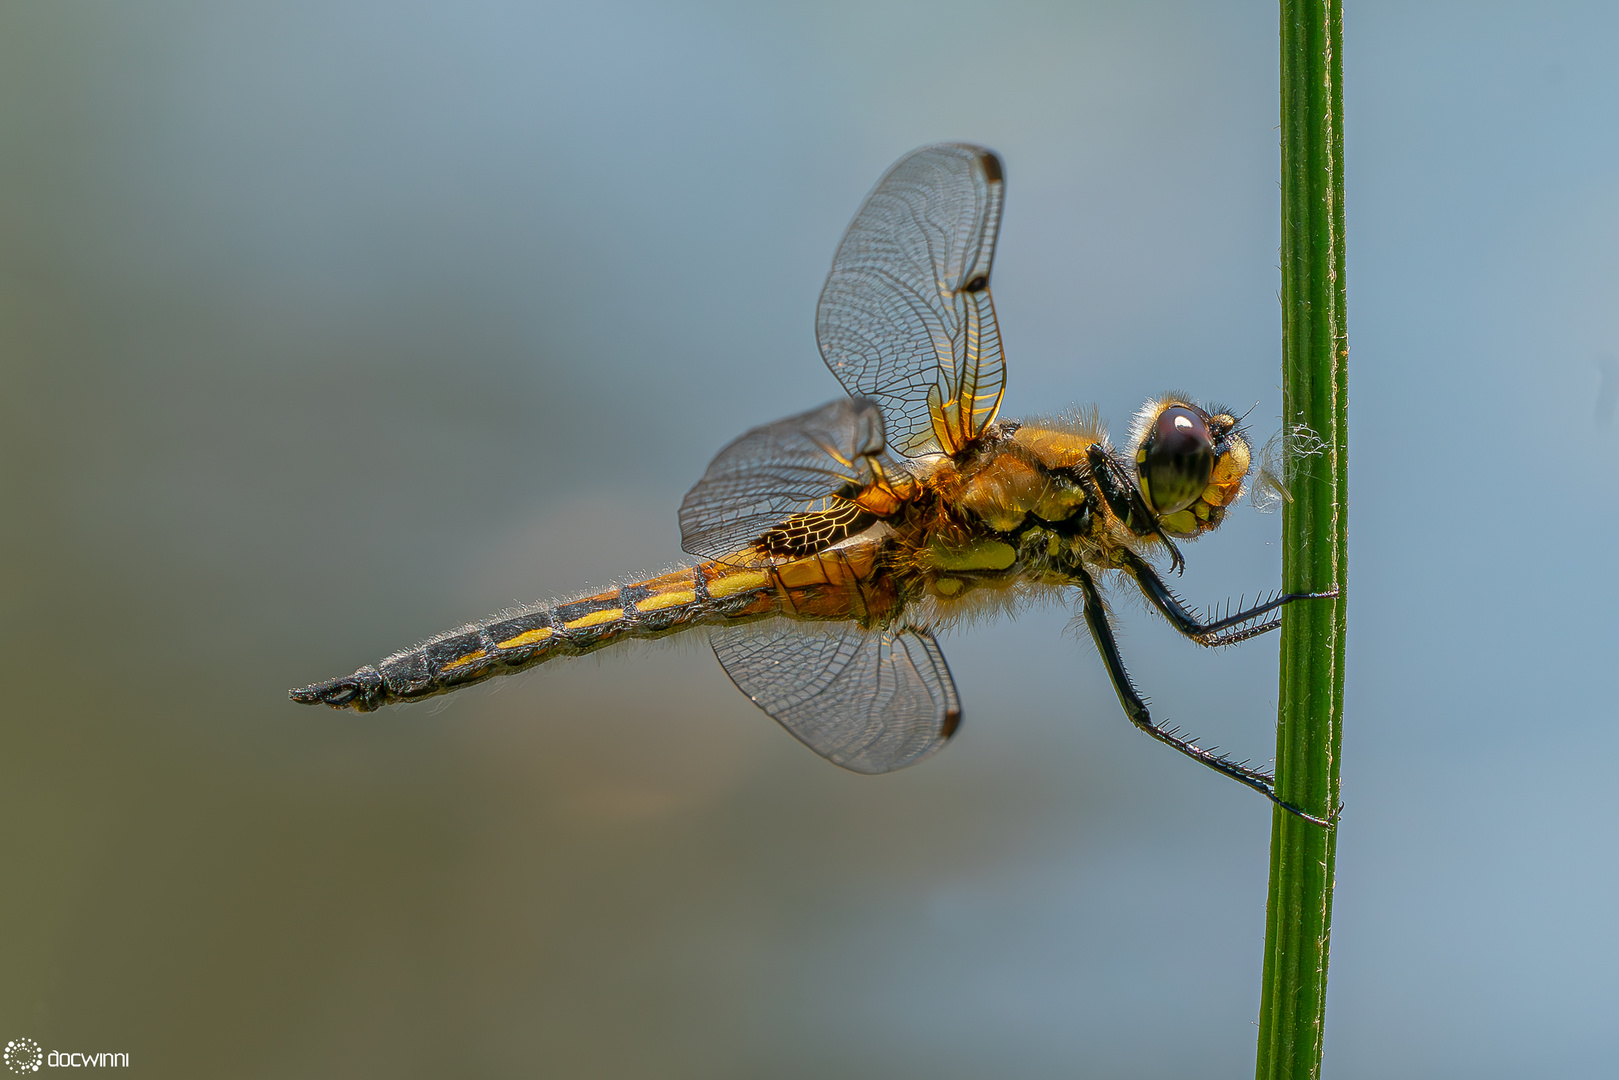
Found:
[1256,1,1347,1078]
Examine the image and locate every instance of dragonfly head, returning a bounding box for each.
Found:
[1130,397,1252,539]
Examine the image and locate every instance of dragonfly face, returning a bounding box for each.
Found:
[291,144,1337,821]
[1130,399,1253,539]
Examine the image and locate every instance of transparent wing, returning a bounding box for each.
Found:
[680,397,894,568]
[712,620,961,774]
[817,143,1007,456]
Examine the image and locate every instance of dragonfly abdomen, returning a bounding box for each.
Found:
[288,549,891,712]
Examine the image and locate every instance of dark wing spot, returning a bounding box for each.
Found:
[755,504,876,559]
[977,150,1003,183]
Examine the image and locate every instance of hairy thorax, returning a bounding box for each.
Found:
[873,416,1150,626]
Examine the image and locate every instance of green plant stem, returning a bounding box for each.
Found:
[1255,1,1348,1078]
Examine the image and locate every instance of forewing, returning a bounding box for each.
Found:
[817,143,1007,456]
[712,621,961,774]
[680,398,890,567]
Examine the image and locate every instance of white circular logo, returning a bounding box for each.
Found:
[3,1039,41,1074]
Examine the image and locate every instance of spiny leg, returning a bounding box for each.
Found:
[1119,549,1338,646]
[1072,563,1333,826]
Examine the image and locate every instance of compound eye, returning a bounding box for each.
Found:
[1140,406,1214,516]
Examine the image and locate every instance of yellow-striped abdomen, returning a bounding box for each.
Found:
[289,538,897,712]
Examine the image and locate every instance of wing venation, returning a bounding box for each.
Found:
[679,397,895,567]
[711,620,960,773]
[817,143,1007,455]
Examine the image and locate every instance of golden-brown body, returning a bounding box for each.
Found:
[290,142,1334,819]
[289,404,1255,714]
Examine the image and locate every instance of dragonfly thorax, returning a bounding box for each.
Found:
[933,419,1103,537]
[883,418,1113,610]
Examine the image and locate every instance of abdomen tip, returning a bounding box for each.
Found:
[289,667,384,711]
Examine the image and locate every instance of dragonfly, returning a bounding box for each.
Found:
[292,143,1337,822]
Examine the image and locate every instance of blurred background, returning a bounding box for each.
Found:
[2,1,1614,1076]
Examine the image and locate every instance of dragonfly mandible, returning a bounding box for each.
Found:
[292,143,1337,822]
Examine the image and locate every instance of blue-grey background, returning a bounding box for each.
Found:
[2,2,1614,1077]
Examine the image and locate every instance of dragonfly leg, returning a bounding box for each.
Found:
[1073,563,1335,826]
[1118,549,1337,647]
